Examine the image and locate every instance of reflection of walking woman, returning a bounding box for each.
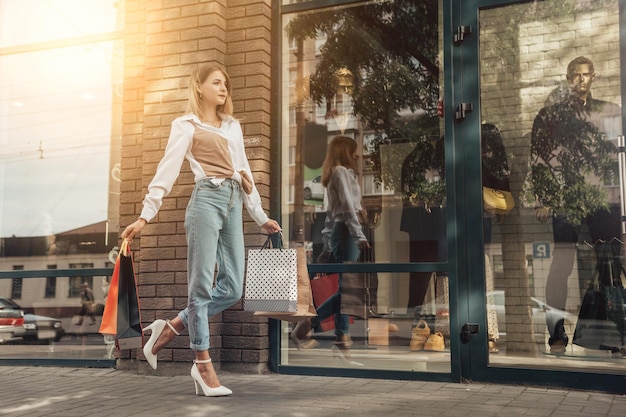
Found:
[121,64,280,396]
[313,136,369,365]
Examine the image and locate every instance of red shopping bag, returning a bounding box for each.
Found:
[99,243,122,336]
[310,273,339,332]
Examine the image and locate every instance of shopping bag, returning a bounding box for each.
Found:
[311,273,340,331]
[573,243,626,350]
[116,241,144,350]
[244,234,298,312]
[340,246,379,318]
[340,271,367,318]
[83,301,96,314]
[482,124,514,215]
[573,285,626,350]
[99,242,122,336]
[254,246,317,321]
[99,239,144,350]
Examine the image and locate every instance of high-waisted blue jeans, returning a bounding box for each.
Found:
[177,178,244,351]
[314,221,361,336]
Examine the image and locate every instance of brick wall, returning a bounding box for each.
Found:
[120,0,272,372]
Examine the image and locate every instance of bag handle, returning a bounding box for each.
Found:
[120,239,131,257]
[260,232,285,251]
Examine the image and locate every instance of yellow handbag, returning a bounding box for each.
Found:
[483,186,515,214]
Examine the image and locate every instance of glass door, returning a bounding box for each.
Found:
[277,0,453,378]
[455,0,626,389]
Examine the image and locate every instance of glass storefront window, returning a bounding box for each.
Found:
[0,0,122,360]
[479,0,626,372]
[279,0,448,372]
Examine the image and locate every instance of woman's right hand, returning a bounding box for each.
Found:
[357,239,370,250]
[121,218,147,243]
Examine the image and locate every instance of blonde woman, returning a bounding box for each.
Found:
[122,64,280,396]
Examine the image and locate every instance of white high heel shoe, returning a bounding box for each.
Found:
[331,345,364,367]
[142,319,180,370]
[191,359,233,397]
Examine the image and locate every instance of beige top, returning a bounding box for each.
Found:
[140,113,269,226]
[190,122,235,179]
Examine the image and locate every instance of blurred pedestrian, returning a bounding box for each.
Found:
[76,282,96,325]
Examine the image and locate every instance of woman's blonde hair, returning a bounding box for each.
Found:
[321,136,358,187]
[186,63,234,117]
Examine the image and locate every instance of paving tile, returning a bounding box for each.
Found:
[0,366,625,417]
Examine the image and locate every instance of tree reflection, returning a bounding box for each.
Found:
[285,0,440,191]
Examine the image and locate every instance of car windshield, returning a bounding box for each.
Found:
[0,298,21,309]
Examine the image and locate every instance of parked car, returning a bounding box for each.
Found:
[487,290,577,343]
[304,175,325,200]
[0,300,25,343]
[23,313,65,343]
[0,298,64,343]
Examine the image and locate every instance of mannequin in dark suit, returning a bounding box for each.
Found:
[401,137,446,312]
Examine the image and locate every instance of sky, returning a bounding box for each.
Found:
[0,0,120,237]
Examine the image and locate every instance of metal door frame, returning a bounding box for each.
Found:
[447,0,626,393]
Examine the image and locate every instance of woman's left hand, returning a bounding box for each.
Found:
[261,219,281,235]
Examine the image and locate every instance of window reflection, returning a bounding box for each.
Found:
[283,0,443,262]
[1,44,119,238]
[281,0,447,372]
[480,0,626,371]
[0,0,122,360]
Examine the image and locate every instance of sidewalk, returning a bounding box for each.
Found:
[0,366,624,417]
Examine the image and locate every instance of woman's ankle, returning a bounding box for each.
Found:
[152,323,178,353]
[195,359,222,388]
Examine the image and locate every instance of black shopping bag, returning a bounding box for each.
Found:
[573,243,625,350]
[115,240,144,350]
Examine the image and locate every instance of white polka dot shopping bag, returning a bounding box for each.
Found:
[244,234,298,312]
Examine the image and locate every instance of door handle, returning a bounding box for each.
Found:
[461,323,479,343]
